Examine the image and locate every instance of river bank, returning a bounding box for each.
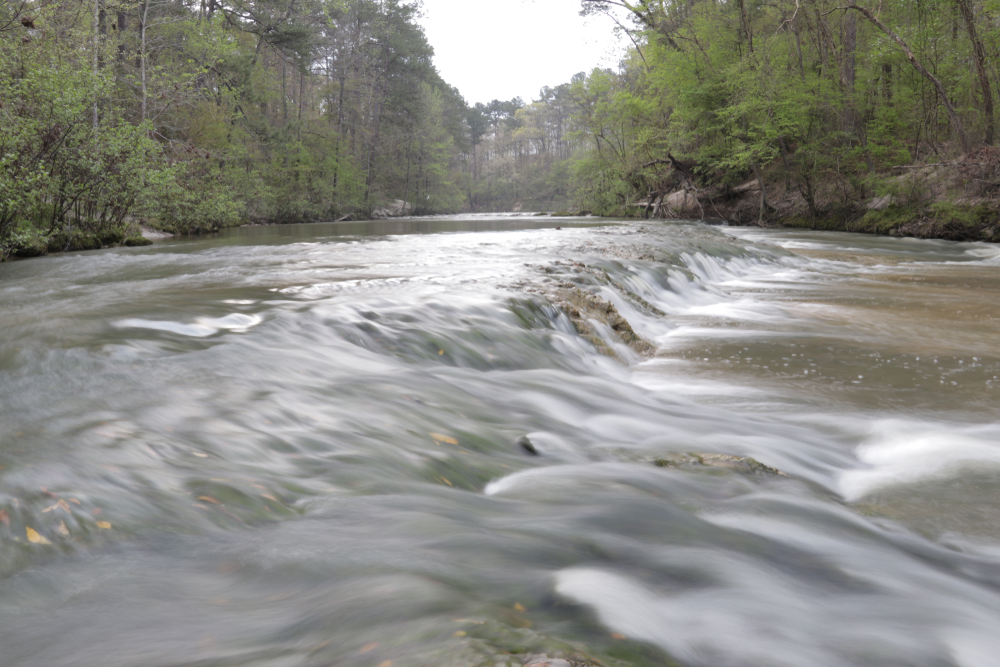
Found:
[646,148,1000,244]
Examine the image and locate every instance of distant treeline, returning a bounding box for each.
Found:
[5,0,996,258]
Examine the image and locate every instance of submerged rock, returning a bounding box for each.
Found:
[446,620,635,667]
[653,452,790,477]
[523,655,572,667]
[518,436,540,456]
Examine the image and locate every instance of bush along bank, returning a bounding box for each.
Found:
[1,226,152,262]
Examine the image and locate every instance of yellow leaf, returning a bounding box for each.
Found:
[440,477,453,487]
[69,498,82,505]
[260,494,277,502]
[198,496,222,505]
[453,630,467,638]
[26,527,51,544]
[57,521,69,536]
[96,521,111,529]
[57,499,70,512]
[438,350,444,355]
[430,433,458,445]
[513,603,526,612]
[192,452,209,458]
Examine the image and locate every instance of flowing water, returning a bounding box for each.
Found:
[1,215,999,667]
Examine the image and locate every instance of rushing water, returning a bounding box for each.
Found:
[1,215,999,667]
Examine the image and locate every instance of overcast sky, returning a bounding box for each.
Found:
[416,0,626,106]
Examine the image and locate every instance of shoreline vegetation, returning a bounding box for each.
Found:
[4,0,1000,262]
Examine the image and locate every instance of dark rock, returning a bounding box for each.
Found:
[48,230,102,252]
[99,229,127,246]
[518,436,539,456]
[70,232,102,251]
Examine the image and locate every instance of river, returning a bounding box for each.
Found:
[1,215,999,667]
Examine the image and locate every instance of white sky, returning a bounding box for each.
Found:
[416,0,627,106]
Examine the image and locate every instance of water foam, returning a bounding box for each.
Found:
[115,313,262,337]
[839,420,1000,501]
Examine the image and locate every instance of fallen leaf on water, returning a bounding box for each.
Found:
[430,433,458,445]
[378,662,393,667]
[611,633,627,640]
[92,508,102,515]
[260,494,277,502]
[453,630,467,638]
[41,503,57,513]
[513,603,526,612]
[439,477,453,487]
[58,499,70,512]
[0,510,8,526]
[96,521,111,529]
[69,498,81,505]
[192,451,209,458]
[198,496,222,505]
[438,350,444,355]
[26,527,51,544]
[57,521,69,536]
[359,643,379,654]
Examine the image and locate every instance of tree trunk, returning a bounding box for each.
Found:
[140,0,150,122]
[93,0,100,129]
[846,4,970,154]
[956,0,994,144]
[841,12,857,139]
[736,0,753,55]
[116,11,127,62]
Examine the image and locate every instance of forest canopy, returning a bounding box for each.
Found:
[3,0,1000,257]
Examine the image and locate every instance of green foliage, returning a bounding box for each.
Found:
[1,0,473,256]
[928,201,993,227]
[552,0,1000,220]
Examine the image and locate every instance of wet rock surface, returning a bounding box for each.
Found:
[652,452,791,477]
[555,287,655,359]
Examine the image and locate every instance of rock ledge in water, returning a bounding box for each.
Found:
[524,655,603,667]
[653,452,790,477]
[556,287,654,358]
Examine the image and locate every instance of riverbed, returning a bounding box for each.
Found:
[1,215,999,667]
